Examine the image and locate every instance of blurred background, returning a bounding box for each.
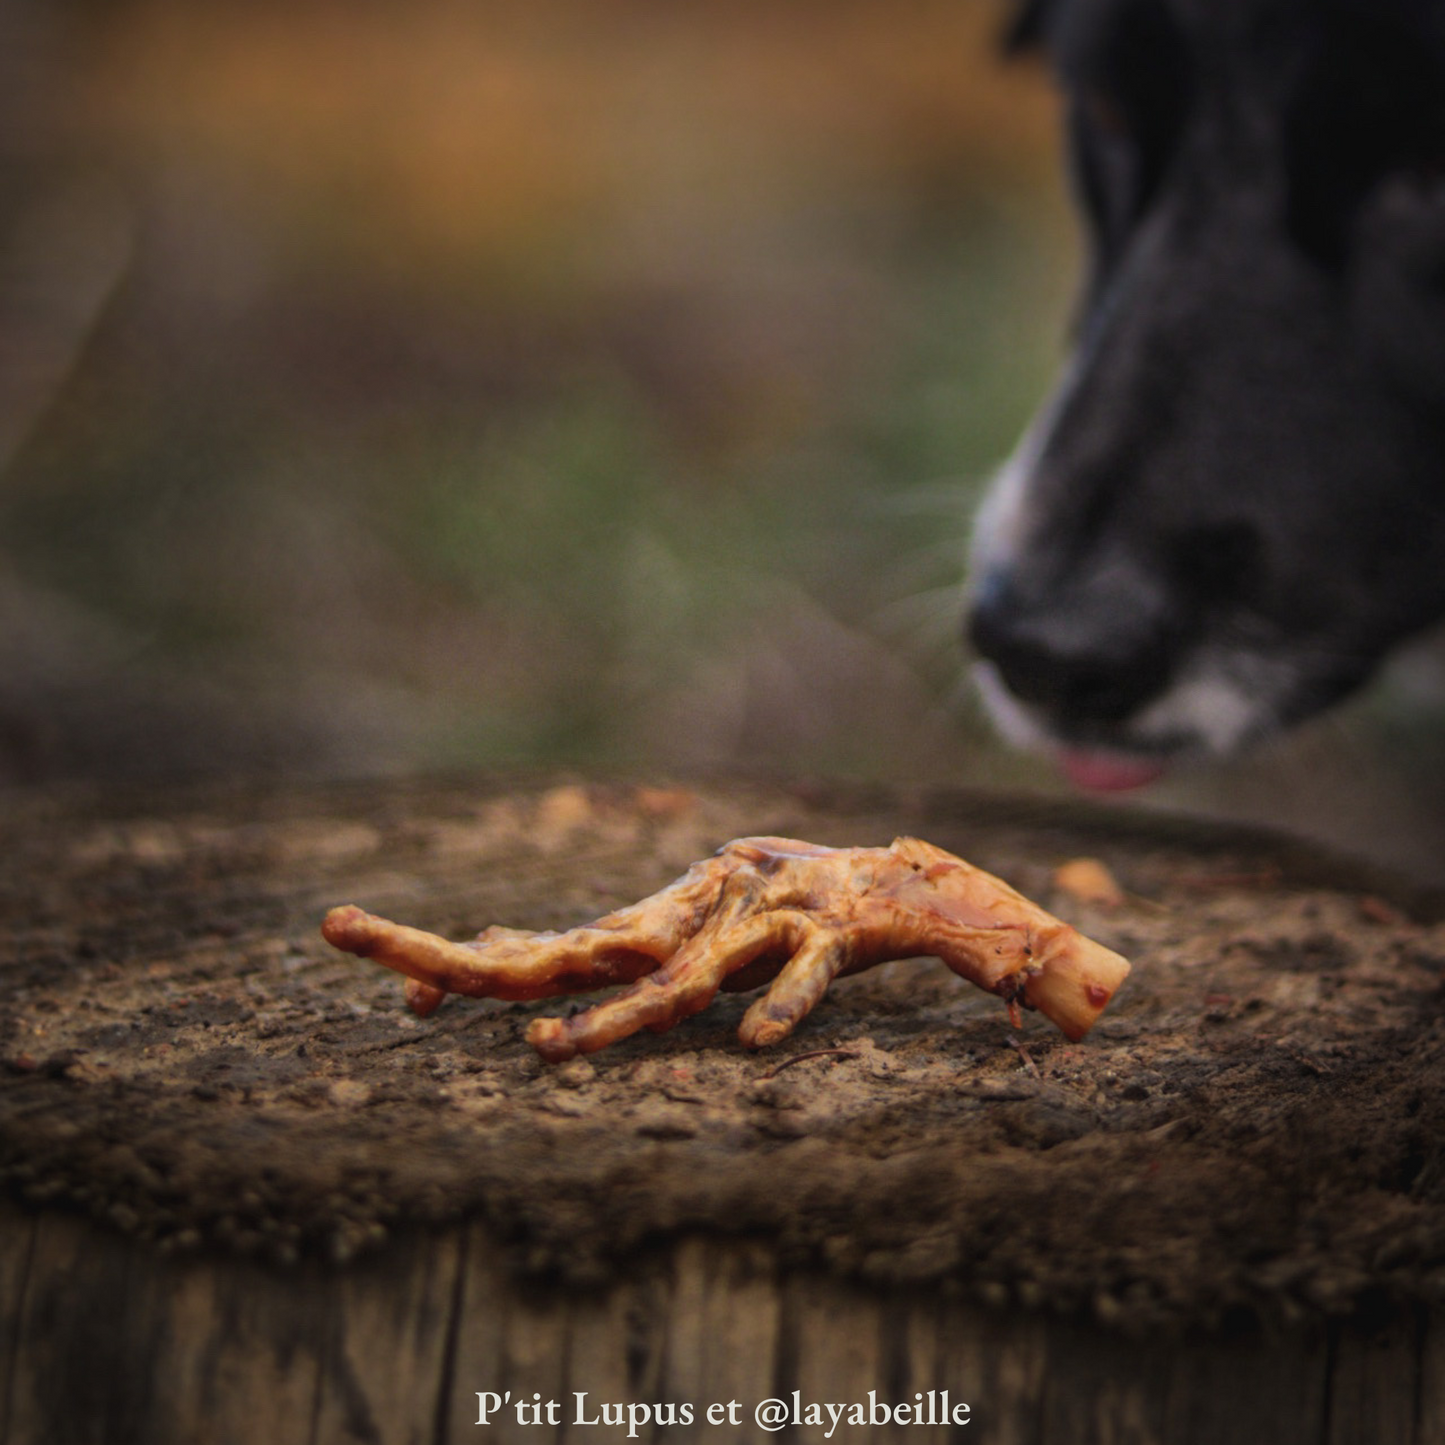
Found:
[1,0,1442,881]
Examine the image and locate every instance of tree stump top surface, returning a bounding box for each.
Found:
[3,774,1444,1328]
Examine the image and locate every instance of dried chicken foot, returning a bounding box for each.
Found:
[322,836,1131,1062]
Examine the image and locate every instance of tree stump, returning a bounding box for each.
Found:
[2,775,1444,1444]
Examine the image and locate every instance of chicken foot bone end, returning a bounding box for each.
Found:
[321,836,1131,1062]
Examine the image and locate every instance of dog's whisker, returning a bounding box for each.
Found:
[870,578,970,652]
[879,478,988,519]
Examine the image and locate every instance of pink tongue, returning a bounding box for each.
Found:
[1059,749,1167,793]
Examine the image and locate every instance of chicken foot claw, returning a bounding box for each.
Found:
[322,836,1130,1061]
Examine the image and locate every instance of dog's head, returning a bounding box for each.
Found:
[968,0,1445,788]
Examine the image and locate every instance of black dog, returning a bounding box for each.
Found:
[967,0,1445,790]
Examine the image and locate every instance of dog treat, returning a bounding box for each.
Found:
[322,836,1131,1061]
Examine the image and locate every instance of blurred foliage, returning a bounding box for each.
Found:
[0,0,1075,782]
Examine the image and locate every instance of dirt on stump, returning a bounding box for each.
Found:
[3,774,1445,1331]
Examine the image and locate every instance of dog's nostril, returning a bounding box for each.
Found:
[968,584,1172,722]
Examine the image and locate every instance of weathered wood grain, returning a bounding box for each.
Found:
[658,1238,781,1439]
[2,1207,1445,1443]
[312,1229,463,1445]
[0,1210,34,1441]
[1327,1315,1421,1445]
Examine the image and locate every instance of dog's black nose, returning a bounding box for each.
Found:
[967,572,1174,723]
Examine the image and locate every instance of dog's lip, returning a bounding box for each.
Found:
[1057,748,1168,793]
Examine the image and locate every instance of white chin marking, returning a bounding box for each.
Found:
[1129,660,1283,757]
